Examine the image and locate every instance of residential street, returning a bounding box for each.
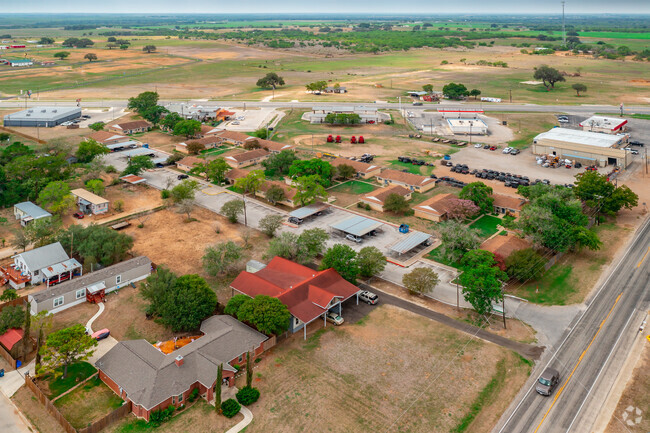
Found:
[494,217,650,433]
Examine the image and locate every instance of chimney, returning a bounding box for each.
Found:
[175,355,184,367]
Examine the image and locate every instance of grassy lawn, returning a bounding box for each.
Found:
[426,244,462,269]
[630,114,650,120]
[510,264,576,305]
[55,376,124,429]
[469,215,502,239]
[329,180,377,195]
[247,304,530,433]
[200,147,231,156]
[44,362,97,398]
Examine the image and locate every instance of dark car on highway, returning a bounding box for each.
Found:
[536,367,560,396]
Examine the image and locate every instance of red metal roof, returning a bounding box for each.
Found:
[0,328,23,350]
[231,257,359,323]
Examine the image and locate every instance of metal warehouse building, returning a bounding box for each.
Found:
[532,128,631,168]
[3,106,81,127]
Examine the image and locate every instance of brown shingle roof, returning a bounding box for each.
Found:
[379,169,436,187]
[362,185,410,205]
[480,234,531,259]
[413,193,457,217]
[177,156,204,167]
[492,193,527,211]
[225,168,250,181]
[331,157,381,174]
[246,138,295,153]
[225,149,269,163]
[185,136,222,147]
[259,180,297,200]
[217,130,250,141]
[112,120,151,130]
[88,130,127,143]
[200,124,221,136]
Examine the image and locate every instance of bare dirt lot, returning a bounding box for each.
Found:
[12,387,66,433]
[246,304,531,433]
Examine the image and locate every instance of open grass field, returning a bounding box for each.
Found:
[329,179,377,195]
[469,215,502,239]
[54,376,124,429]
[246,304,531,433]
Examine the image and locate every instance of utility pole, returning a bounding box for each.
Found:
[242,193,248,227]
[562,0,566,46]
[509,88,512,103]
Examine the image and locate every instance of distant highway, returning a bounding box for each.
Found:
[1,99,650,115]
[494,217,650,433]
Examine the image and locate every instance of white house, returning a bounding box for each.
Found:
[13,201,52,226]
[8,242,82,289]
[71,189,109,215]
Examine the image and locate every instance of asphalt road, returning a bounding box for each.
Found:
[1,99,649,115]
[0,392,31,433]
[494,217,650,433]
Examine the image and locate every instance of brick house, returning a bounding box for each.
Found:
[376,169,436,193]
[176,136,222,154]
[480,233,531,259]
[413,193,458,222]
[230,256,361,339]
[88,130,130,145]
[176,156,205,172]
[96,315,267,421]
[225,168,250,184]
[214,130,250,146]
[331,158,382,179]
[256,181,298,207]
[109,120,152,135]
[360,185,411,212]
[224,149,270,168]
[244,137,295,154]
[492,194,527,217]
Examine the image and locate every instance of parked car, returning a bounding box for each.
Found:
[359,290,379,305]
[73,212,84,219]
[326,311,344,325]
[92,328,111,341]
[346,234,363,243]
[536,367,560,396]
[510,149,521,155]
[474,143,482,148]
[288,216,303,225]
[177,174,189,180]
[502,147,512,154]
[483,144,491,149]
[629,140,644,147]
[489,146,497,151]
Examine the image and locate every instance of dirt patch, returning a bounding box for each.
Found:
[50,301,97,334]
[605,342,649,432]
[11,386,67,433]
[54,377,123,429]
[246,304,530,433]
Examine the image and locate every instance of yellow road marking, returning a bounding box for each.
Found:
[534,292,623,433]
[637,246,650,268]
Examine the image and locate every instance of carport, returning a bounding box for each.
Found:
[288,202,329,222]
[330,215,383,240]
[388,231,432,256]
[106,140,138,152]
[122,148,155,158]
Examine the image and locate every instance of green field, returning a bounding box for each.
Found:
[469,215,502,239]
[329,180,377,195]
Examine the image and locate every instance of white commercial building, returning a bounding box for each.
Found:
[447,118,488,135]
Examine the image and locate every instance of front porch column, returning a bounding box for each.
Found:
[356,292,359,305]
[323,313,327,327]
[303,324,306,340]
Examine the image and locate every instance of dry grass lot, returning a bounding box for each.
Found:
[605,343,649,433]
[246,304,531,433]
[54,376,124,429]
[12,387,67,433]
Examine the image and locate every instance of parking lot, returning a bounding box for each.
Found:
[221,107,284,132]
[408,111,514,145]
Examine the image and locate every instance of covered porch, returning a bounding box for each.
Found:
[42,258,82,287]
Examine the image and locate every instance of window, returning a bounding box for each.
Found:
[294,317,300,327]
[178,393,183,402]
[34,270,39,276]
[116,275,122,285]
[172,396,175,404]
[53,296,64,307]
[75,288,86,299]
[238,354,244,363]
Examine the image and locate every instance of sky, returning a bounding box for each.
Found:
[10,0,650,14]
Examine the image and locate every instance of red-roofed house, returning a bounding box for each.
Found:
[230,257,361,339]
[0,328,25,360]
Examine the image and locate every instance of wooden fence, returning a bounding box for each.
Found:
[24,373,77,433]
[0,294,29,313]
[0,343,16,369]
[0,125,47,144]
[78,401,132,433]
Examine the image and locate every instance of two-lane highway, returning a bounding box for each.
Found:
[495,217,650,432]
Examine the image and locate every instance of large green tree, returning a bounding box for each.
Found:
[437,220,481,261]
[236,295,290,335]
[259,214,284,237]
[320,244,359,283]
[140,266,177,317]
[39,324,97,379]
[573,171,638,217]
[203,158,230,184]
[383,193,410,214]
[265,228,328,264]
[157,274,218,332]
[506,248,546,282]
[357,246,386,278]
[224,294,252,316]
[57,224,133,267]
[24,216,62,248]
[76,139,110,163]
[173,119,202,138]
[127,91,159,114]
[122,155,154,176]
[533,65,566,89]
[288,159,333,186]
[170,179,200,203]
[459,250,507,316]
[221,199,245,223]
[402,267,439,295]
[294,175,328,206]
[234,170,265,195]
[0,305,24,334]
[262,150,299,176]
[256,72,285,89]
[459,182,494,214]
[442,82,469,100]
[37,181,75,215]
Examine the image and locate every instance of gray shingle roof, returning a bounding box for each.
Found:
[30,256,151,303]
[16,242,69,273]
[14,202,52,220]
[96,315,267,410]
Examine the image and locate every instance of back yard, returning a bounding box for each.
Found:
[54,376,124,430]
[244,304,530,433]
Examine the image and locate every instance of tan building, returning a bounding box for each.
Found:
[360,185,412,211]
[331,158,382,179]
[579,116,628,134]
[224,149,270,168]
[532,128,631,168]
[176,136,222,154]
[492,194,527,217]
[108,120,152,135]
[245,137,295,154]
[71,189,109,215]
[480,233,531,259]
[88,130,130,145]
[376,169,436,193]
[176,156,205,172]
[215,130,250,146]
[413,193,458,222]
[256,181,299,208]
[225,168,250,184]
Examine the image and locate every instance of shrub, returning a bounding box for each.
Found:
[114,200,124,212]
[105,165,117,173]
[188,388,199,402]
[149,405,175,426]
[221,398,241,418]
[236,386,260,406]
[161,189,171,199]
